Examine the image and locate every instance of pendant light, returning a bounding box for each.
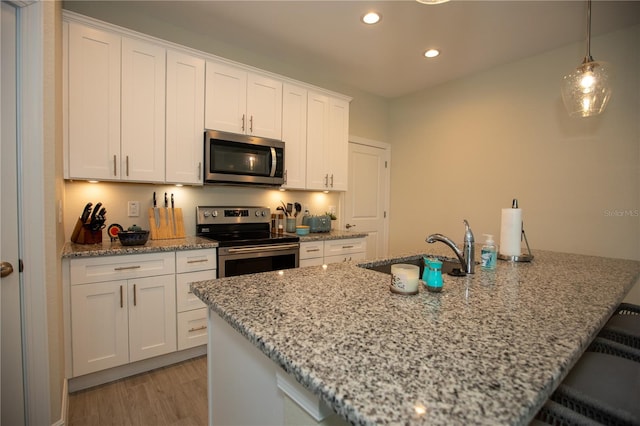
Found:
[561,0,613,118]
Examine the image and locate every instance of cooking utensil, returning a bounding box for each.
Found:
[286,203,293,215]
[153,192,160,228]
[89,202,101,224]
[294,202,301,217]
[80,202,92,223]
[171,193,177,236]
[280,201,289,217]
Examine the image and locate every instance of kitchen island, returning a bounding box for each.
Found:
[191,248,640,425]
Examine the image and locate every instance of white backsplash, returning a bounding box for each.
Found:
[64,181,343,241]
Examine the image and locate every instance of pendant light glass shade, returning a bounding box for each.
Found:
[561,59,612,117]
[561,0,613,118]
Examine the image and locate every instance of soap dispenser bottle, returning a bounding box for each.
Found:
[481,234,497,270]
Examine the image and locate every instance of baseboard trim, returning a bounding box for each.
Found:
[51,378,68,426]
[68,345,207,393]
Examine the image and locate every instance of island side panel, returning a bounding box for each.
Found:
[208,310,284,425]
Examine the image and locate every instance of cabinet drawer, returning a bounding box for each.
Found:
[299,257,324,268]
[70,252,175,285]
[176,270,213,312]
[177,308,208,350]
[324,251,366,265]
[299,241,324,260]
[176,249,217,273]
[324,238,366,257]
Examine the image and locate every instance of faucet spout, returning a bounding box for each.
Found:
[425,220,475,274]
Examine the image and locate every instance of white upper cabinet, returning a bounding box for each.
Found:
[67,22,121,180]
[121,37,166,182]
[305,92,349,191]
[205,61,282,139]
[166,50,205,185]
[281,83,307,190]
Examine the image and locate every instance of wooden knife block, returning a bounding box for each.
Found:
[70,218,103,244]
[148,207,185,240]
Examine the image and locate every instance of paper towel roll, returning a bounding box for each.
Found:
[500,208,522,256]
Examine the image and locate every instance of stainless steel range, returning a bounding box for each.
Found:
[196,206,299,278]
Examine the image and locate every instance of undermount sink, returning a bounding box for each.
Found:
[360,255,466,277]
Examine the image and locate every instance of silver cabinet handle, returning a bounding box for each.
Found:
[120,285,123,308]
[305,248,321,253]
[114,265,141,271]
[324,174,328,187]
[133,283,137,306]
[345,224,356,229]
[113,155,117,176]
[187,259,209,264]
[330,174,334,187]
[241,114,245,132]
[188,325,207,333]
[126,156,130,177]
[342,245,354,249]
[250,115,253,133]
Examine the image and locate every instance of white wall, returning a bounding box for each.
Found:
[389,25,640,260]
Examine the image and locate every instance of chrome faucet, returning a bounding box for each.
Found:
[426,219,475,274]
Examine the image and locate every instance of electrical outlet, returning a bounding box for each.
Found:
[128,201,140,217]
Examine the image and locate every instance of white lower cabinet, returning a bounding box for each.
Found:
[71,274,175,376]
[68,249,215,378]
[299,237,366,267]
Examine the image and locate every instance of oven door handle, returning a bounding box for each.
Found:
[270,147,277,177]
[226,243,299,254]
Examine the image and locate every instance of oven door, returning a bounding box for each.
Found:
[217,243,299,278]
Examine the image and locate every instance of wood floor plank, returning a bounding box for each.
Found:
[68,356,208,426]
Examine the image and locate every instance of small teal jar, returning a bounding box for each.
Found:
[423,257,443,292]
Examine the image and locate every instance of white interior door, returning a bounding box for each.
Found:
[344,139,390,260]
[0,3,26,424]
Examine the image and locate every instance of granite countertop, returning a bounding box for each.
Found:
[191,247,640,425]
[61,236,218,258]
[61,231,364,258]
[296,230,368,242]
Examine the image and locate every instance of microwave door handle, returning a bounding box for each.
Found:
[270,147,277,177]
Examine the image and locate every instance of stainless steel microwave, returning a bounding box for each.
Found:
[204,130,285,186]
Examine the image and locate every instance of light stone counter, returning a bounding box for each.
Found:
[191,248,640,425]
[61,236,218,258]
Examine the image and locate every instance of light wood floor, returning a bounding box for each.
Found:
[68,356,207,426]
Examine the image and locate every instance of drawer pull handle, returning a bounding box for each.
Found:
[187,259,208,264]
[188,325,207,333]
[120,285,123,308]
[133,283,137,306]
[306,249,320,253]
[342,245,354,249]
[114,265,141,271]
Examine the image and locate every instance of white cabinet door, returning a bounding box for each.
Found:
[327,97,349,191]
[71,280,129,376]
[128,274,176,362]
[205,61,247,134]
[121,37,166,182]
[166,50,205,185]
[67,22,121,180]
[246,73,282,139]
[305,91,350,191]
[281,83,307,189]
[306,91,329,190]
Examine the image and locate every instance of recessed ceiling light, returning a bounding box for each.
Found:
[416,0,450,4]
[424,49,440,58]
[362,12,381,25]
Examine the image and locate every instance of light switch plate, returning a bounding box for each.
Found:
[128,201,140,217]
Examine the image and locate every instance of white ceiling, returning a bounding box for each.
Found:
[66,1,640,99]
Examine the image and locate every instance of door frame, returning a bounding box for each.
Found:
[14,1,52,424]
[345,135,391,258]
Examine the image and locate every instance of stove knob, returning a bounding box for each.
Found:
[212,210,218,218]
[255,211,261,217]
[203,211,210,218]
[262,210,268,217]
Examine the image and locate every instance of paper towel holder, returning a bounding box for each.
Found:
[498,224,534,262]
